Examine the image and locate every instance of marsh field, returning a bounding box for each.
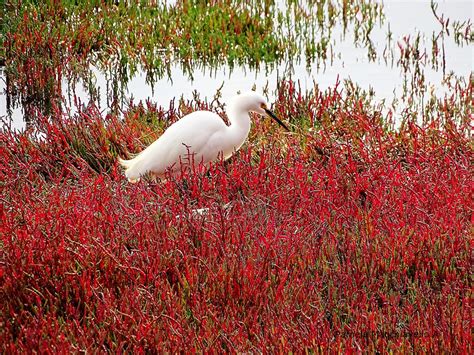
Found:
[1,0,472,352]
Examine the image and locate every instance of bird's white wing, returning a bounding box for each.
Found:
[138,111,228,175]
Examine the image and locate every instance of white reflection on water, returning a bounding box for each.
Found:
[1,0,472,130]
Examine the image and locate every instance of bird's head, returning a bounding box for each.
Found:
[235,91,290,131]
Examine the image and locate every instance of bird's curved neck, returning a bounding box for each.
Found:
[227,103,251,144]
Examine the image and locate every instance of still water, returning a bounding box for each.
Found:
[0,0,472,130]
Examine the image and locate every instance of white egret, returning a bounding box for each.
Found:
[118,91,288,183]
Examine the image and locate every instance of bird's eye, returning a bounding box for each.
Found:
[260,103,267,109]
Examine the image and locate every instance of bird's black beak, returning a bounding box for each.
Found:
[264,108,289,131]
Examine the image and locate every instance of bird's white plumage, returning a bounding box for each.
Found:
[118,91,286,182]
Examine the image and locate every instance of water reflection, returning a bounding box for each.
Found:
[0,0,472,130]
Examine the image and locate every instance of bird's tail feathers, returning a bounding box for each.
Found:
[118,156,134,169]
[118,155,142,183]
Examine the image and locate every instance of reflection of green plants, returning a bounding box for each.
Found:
[2,0,385,119]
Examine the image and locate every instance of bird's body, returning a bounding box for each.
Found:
[119,91,288,182]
